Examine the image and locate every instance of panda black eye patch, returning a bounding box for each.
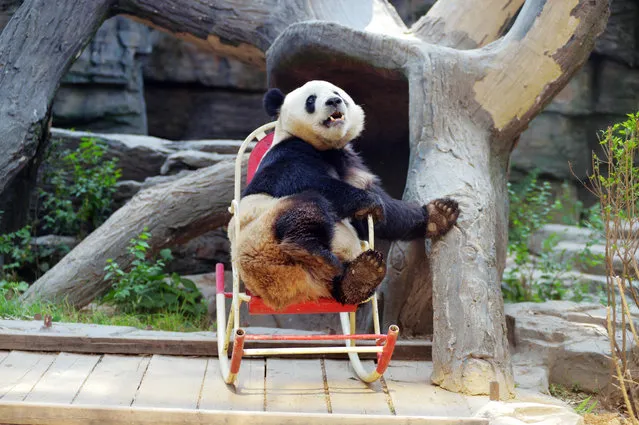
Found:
[305,95,316,114]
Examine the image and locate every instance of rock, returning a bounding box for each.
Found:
[549,241,612,276]
[179,271,232,319]
[596,60,639,115]
[144,86,267,140]
[113,171,194,207]
[52,16,152,134]
[511,114,592,181]
[143,32,265,91]
[512,352,549,393]
[30,235,78,250]
[177,140,256,155]
[160,151,236,175]
[49,128,252,182]
[167,229,231,276]
[506,301,639,393]
[529,224,601,255]
[49,128,172,181]
[545,62,594,116]
[594,0,639,67]
[53,86,147,135]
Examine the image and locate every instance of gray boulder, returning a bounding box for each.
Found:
[52,16,152,134]
[506,301,639,393]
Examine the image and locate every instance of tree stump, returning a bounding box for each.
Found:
[265,0,609,396]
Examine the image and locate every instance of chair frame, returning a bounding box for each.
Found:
[216,121,399,385]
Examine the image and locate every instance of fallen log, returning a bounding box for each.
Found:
[22,157,246,307]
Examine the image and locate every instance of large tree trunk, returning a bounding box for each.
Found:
[22,159,242,306]
[265,0,608,397]
[6,0,609,397]
[0,0,112,231]
[380,0,526,339]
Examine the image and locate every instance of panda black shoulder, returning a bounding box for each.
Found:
[242,137,328,198]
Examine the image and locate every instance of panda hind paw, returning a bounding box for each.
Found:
[425,198,460,238]
[333,250,386,305]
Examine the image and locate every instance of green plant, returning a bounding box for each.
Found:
[575,395,598,415]
[0,223,35,278]
[0,295,210,332]
[504,171,604,303]
[504,171,565,301]
[41,137,121,237]
[582,112,639,420]
[508,170,560,247]
[102,230,206,318]
[0,280,29,300]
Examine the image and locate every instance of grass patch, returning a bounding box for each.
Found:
[0,296,212,333]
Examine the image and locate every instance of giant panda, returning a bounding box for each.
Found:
[228,80,459,311]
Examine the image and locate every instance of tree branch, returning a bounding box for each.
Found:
[411,0,524,48]
[115,0,405,69]
[473,0,610,143]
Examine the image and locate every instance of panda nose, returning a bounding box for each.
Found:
[325,97,342,107]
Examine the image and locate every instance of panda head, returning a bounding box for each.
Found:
[264,80,365,150]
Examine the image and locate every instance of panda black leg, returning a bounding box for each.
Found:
[332,250,386,305]
[274,192,341,273]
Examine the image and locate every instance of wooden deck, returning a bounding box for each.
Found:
[0,319,494,424]
[0,350,488,424]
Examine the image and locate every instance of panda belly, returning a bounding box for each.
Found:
[228,193,362,310]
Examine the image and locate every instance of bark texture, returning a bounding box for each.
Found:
[22,159,242,306]
[265,0,609,396]
[411,0,524,48]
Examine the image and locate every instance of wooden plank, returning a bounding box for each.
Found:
[24,353,100,404]
[0,401,489,425]
[0,352,57,399]
[199,358,264,411]
[265,359,328,413]
[384,361,472,417]
[0,333,217,357]
[132,355,207,409]
[0,319,431,359]
[73,355,151,406]
[0,353,56,402]
[323,360,391,415]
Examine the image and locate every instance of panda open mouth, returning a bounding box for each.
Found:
[322,111,345,127]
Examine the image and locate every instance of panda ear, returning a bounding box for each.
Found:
[263,88,285,118]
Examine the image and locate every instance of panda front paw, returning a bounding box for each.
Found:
[424,198,460,238]
[353,194,385,223]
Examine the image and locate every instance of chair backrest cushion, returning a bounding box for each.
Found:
[247,132,274,184]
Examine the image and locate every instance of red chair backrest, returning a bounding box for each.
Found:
[246,132,274,184]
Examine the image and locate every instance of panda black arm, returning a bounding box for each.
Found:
[370,185,428,240]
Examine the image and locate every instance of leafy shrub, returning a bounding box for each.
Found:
[503,170,604,303]
[0,137,121,285]
[0,223,35,279]
[102,230,207,317]
[41,137,121,237]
